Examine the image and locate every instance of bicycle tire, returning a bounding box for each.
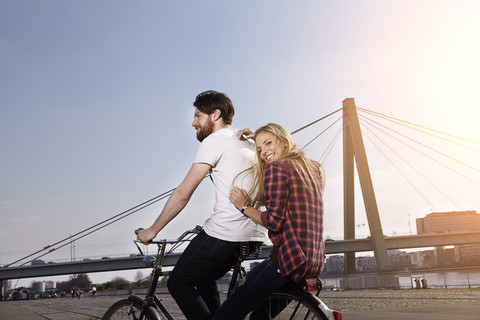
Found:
[102,298,159,320]
[249,287,328,320]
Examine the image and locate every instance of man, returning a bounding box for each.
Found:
[137,90,266,319]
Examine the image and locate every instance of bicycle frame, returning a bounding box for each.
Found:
[132,226,203,320]
[104,226,342,320]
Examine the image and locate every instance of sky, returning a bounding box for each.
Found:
[2,0,480,287]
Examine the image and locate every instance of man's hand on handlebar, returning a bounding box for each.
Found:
[136,227,157,244]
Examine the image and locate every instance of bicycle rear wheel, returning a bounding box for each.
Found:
[102,298,159,320]
[250,287,328,320]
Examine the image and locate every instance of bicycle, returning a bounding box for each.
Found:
[102,226,342,320]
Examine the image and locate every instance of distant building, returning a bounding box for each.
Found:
[410,251,424,267]
[324,251,417,274]
[32,282,45,293]
[356,256,376,272]
[455,244,480,265]
[354,250,417,272]
[416,210,480,266]
[388,250,414,269]
[45,281,56,290]
[1,280,10,300]
[323,255,344,274]
[321,211,480,274]
[416,210,480,234]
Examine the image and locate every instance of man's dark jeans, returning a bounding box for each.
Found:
[211,258,292,320]
[167,230,238,320]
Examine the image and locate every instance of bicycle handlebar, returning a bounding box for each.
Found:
[135,225,202,245]
[167,225,202,244]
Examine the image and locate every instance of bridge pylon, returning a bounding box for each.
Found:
[342,98,391,273]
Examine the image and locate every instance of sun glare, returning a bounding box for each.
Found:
[438,26,480,135]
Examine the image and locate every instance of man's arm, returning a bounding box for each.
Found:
[137,162,211,243]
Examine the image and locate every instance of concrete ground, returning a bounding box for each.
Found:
[319,288,480,319]
[1,288,480,319]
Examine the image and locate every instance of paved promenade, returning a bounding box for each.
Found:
[1,288,480,319]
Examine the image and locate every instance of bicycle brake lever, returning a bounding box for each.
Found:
[133,240,145,256]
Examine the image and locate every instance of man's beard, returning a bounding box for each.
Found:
[196,118,214,142]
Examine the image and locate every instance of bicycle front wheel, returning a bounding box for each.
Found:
[102,298,159,320]
[250,287,328,320]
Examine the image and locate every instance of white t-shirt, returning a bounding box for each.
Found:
[194,128,267,242]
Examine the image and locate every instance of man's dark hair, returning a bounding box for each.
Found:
[193,90,234,125]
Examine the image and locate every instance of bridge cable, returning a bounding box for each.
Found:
[359,108,480,153]
[358,108,480,154]
[8,109,341,266]
[361,120,463,210]
[358,113,480,175]
[19,189,176,267]
[358,107,480,146]
[319,124,343,164]
[291,108,342,135]
[361,121,463,210]
[362,126,437,211]
[4,188,175,267]
[358,115,480,188]
[300,116,342,150]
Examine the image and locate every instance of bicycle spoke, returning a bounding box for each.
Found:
[101,298,159,320]
[250,289,328,320]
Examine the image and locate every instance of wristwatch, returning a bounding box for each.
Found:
[240,204,249,214]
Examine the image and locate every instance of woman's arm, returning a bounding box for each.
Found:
[236,128,255,140]
[230,186,264,225]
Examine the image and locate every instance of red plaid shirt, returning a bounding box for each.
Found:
[260,159,325,283]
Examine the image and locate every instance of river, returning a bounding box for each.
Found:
[320,267,480,289]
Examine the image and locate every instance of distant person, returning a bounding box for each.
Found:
[92,286,96,297]
[137,90,267,319]
[212,123,325,319]
[71,288,75,299]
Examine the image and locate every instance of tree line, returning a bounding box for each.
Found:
[53,271,167,293]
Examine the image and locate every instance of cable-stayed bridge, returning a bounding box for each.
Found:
[2,98,480,295]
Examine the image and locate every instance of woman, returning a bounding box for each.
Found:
[212,123,325,319]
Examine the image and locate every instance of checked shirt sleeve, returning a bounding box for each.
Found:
[261,160,325,282]
[261,161,308,281]
[261,162,288,240]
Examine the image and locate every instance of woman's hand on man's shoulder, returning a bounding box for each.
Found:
[237,128,255,140]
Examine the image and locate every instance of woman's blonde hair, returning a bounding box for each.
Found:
[248,123,324,206]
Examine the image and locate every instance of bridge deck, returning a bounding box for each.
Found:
[2,231,480,281]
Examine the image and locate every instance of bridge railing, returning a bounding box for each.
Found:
[2,231,480,296]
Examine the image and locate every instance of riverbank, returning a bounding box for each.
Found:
[2,288,480,319]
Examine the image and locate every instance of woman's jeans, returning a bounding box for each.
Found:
[167,230,238,320]
[211,258,292,320]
